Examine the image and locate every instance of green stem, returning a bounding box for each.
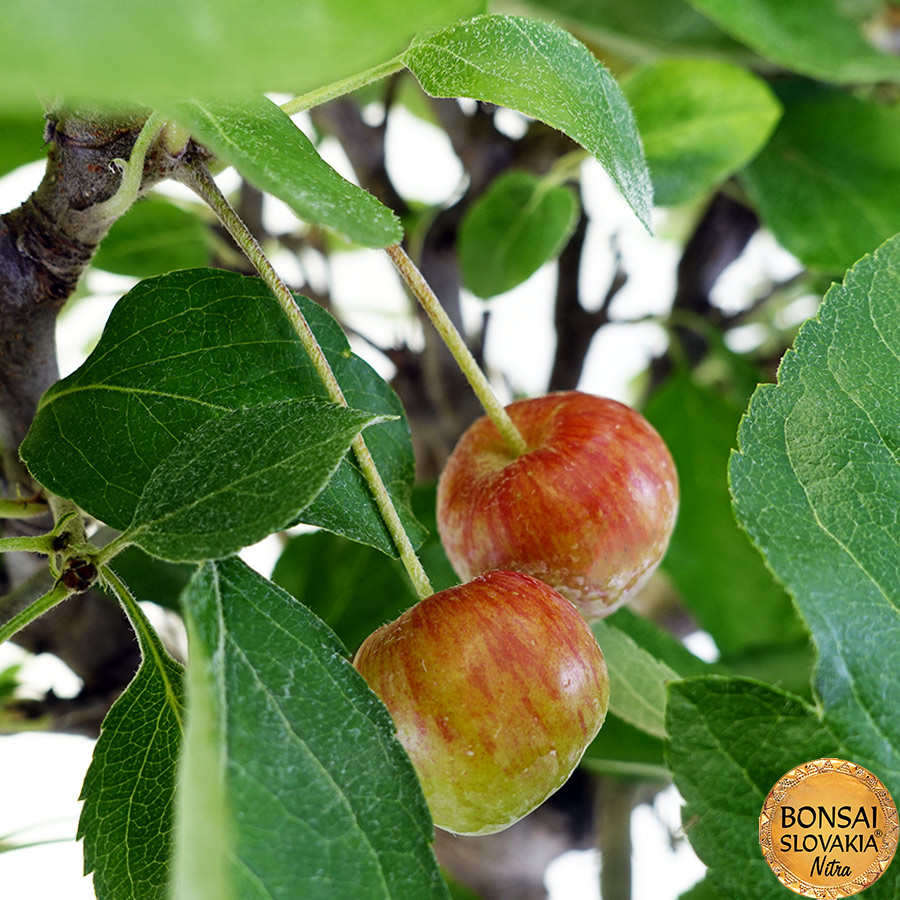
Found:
[385,244,529,457]
[281,57,405,116]
[537,149,589,190]
[48,497,86,543]
[182,160,433,600]
[0,535,53,555]
[93,111,166,220]
[0,497,48,519]
[102,564,174,652]
[0,582,72,646]
[101,566,145,626]
[0,569,54,627]
[102,566,185,730]
[94,533,132,566]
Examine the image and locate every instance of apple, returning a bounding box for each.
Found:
[436,391,678,621]
[353,569,608,836]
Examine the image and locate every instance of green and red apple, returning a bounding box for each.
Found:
[437,391,678,620]
[353,569,608,835]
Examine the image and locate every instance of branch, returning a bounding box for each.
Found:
[649,191,759,390]
[0,110,201,732]
[548,208,628,393]
[0,110,192,471]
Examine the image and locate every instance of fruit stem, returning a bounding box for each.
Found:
[182,160,434,600]
[281,57,405,116]
[385,244,529,458]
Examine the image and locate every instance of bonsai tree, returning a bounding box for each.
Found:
[2,2,900,898]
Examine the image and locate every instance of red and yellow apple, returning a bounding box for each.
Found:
[353,569,608,835]
[437,391,678,620]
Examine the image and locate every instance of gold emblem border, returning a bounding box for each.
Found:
[759,758,899,898]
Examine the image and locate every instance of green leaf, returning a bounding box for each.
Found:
[408,483,461,593]
[0,106,46,178]
[644,372,805,655]
[678,878,724,900]
[684,0,900,84]
[581,713,667,780]
[445,875,484,900]
[0,664,20,704]
[172,612,231,900]
[297,353,427,557]
[458,170,578,298]
[78,589,185,900]
[106,546,195,613]
[591,617,679,738]
[21,268,424,556]
[741,85,900,273]
[271,482,462,655]
[174,98,402,248]
[667,678,841,900]
[720,640,815,702]
[272,529,418,655]
[124,400,380,562]
[669,237,900,900]
[730,234,900,778]
[588,605,712,744]
[522,0,740,59]
[623,59,781,206]
[604,606,711,679]
[403,14,653,229]
[0,0,483,110]
[178,557,449,900]
[92,198,211,278]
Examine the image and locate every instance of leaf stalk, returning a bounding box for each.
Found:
[92,111,167,220]
[281,57,405,116]
[0,497,48,520]
[182,159,434,600]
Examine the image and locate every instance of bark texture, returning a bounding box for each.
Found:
[0,110,194,734]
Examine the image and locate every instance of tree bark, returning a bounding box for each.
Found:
[0,110,195,734]
[649,192,759,390]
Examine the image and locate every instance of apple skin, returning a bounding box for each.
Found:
[353,569,608,836]
[437,391,678,621]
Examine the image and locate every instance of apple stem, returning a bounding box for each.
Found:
[385,244,529,458]
[182,160,434,601]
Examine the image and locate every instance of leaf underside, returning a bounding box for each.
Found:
[79,601,185,900]
[174,98,402,248]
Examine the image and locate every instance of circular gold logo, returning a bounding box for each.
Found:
[760,758,898,896]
